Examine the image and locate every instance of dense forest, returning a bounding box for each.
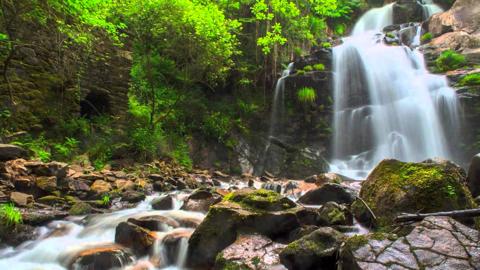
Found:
[0,0,480,269]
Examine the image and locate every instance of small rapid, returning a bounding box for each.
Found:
[0,193,204,270]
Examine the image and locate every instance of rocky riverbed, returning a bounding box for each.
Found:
[1,144,480,269]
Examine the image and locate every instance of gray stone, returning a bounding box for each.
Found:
[0,144,28,161]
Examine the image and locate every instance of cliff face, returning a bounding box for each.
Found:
[0,12,131,133]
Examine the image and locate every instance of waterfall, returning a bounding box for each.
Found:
[421,0,443,19]
[268,63,294,138]
[330,3,460,179]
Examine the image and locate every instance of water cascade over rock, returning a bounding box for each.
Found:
[330,2,460,179]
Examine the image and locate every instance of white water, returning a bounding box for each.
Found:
[268,63,294,138]
[0,193,205,270]
[330,2,460,179]
[421,0,443,19]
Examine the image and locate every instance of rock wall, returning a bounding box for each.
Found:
[0,16,131,132]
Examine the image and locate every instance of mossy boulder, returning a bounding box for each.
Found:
[37,195,65,205]
[352,159,477,226]
[279,227,345,270]
[187,189,302,268]
[69,202,93,216]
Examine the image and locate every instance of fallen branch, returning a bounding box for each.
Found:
[355,196,377,222]
[395,208,480,223]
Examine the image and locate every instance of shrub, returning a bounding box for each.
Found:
[12,135,51,162]
[170,139,193,170]
[0,203,22,227]
[435,50,466,72]
[321,42,332,49]
[53,137,79,160]
[101,194,111,206]
[421,32,433,42]
[303,65,313,72]
[459,73,480,86]
[297,87,317,103]
[313,63,325,71]
[202,112,232,142]
[131,127,166,160]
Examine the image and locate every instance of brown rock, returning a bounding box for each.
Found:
[90,180,112,194]
[180,189,222,213]
[114,179,135,191]
[114,221,158,256]
[66,244,134,269]
[0,144,28,161]
[128,215,180,231]
[10,191,33,206]
[152,195,174,210]
[35,176,57,192]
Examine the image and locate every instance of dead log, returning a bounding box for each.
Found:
[395,208,480,223]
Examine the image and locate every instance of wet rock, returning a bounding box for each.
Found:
[181,188,222,213]
[115,221,158,256]
[35,176,57,193]
[425,0,480,38]
[152,195,174,210]
[67,244,134,270]
[37,195,65,205]
[22,208,68,225]
[91,180,112,194]
[467,153,480,197]
[298,183,357,205]
[187,189,302,268]
[69,202,93,216]
[352,159,476,226]
[392,0,424,25]
[318,202,353,226]
[215,234,286,270]
[10,191,34,206]
[121,190,145,203]
[128,215,180,231]
[0,223,37,247]
[24,161,68,178]
[340,216,480,269]
[0,144,28,161]
[280,227,345,270]
[68,178,91,192]
[162,229,193,265]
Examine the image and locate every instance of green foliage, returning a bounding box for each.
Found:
[203,112,233,142]
[313,63,325,71]
[297,87,317,103]
[12,135,51,162]
[303,65,313,72]
[101,194,111,205]
[0,203,22,227]
[170,139,193,170]
[435,50,466,72]
[459,73,480,86]
[421,32,433,42]
[321,42,332,49]
[53,137,79,160]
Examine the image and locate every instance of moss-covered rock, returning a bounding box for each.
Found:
[69,202,93,216]
[187,189,302,268]
[353,159,477,226]
[280,227,345,270]
[37,195,65,205]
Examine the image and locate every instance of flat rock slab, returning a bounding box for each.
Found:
[345,216,480,269]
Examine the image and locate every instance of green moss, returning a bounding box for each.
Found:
[420,32,433,43]
[303,65,313,72]
[215,252,250,270]
[458,73,480,86]
[360,160,475,226]
[313,63,325,71]
[297,87,317,103]
[37,196,65,205]
[435,50,466,72]
[69,202,93,216]
[385,32,395,39]
[224,189,296,212]
[327,208,346,224]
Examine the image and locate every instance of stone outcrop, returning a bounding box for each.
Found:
[0,144,28,161]
[351,159,477,226]
[298,183,357,206]
[215,234,286,270]
[340,216,480,269]
[187,189,303,268]
[467,154,480,198]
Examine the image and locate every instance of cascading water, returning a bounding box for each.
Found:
[421,0,443,19]
[330,2,460,179]
[268,63,294,138]
[0,193,204,270]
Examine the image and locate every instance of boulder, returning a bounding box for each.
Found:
[161,229,193,265]
[24,161,68,178]
[392,0,424,25]
[467,154,480,197]
[298,183,357,205]
[0,144,28,161]
[114,221,158,256]
[181,188,222,213]
[152,195,174,210]
[37,195,65,205]
[340,216,480,269]
[128,215,180,231]
[66,244,134,270]
[425,0,480,38]
[10,191,33,206]
[187,189,302,268]
[121,190,145,203]
[35,176,57,193]
[280,227,345,270]
[215,234,286,270]
[91,180,112,194]
[317,202,353,226]
[351,159,477,226]
[114,179,135,191]
[69,202,93,216]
